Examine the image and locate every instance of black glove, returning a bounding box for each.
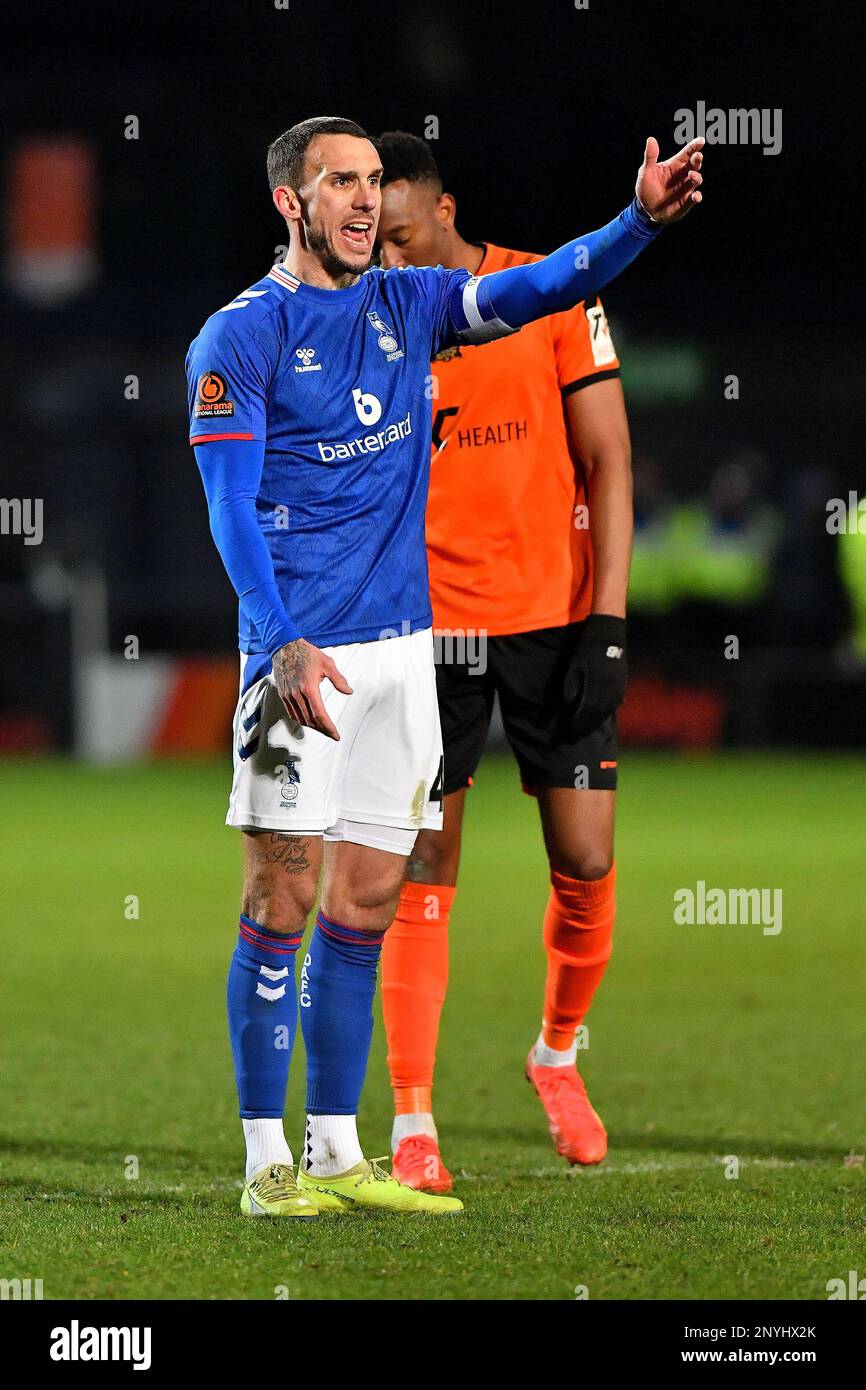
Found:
[561,614,628,738]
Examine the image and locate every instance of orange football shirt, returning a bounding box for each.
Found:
[426,243,620,636]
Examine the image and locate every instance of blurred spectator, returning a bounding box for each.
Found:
[669,451,780,655]
[838,519,866,664]
[629,453,680,615]
[627,454,681,661]
[765,467,850,653]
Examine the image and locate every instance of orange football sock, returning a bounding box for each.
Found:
[381,881,455,1114]
[541,862,616,1051]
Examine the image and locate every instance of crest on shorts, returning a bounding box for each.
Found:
[276,757,300,803]
[276,758,301,786]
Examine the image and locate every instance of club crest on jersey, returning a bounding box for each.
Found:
[367,312,403,361]
[294,347,322,374]
[194,371,235,418]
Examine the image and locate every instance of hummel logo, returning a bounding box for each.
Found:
[605,645,624,659]
[256,965,289,1001]
[295,347,322,374]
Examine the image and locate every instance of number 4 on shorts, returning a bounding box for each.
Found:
[429,756,444,808]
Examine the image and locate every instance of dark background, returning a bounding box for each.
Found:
[1,0,864,749]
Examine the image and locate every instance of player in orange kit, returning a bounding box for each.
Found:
[375,131,636,1190]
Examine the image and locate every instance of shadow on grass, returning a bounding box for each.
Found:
[443,1120,853,1164]
[608,1129,854,1163]
[0,1177,239,1210]
[0,1132,233,1167]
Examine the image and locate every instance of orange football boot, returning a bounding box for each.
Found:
[525,1048,608,1165]
[391,1134,454,1194]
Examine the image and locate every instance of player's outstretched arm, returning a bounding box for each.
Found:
[636,135,704,223]
[453,138,705,340]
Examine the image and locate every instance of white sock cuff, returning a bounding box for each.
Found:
[304,1113,364,1178]
[533,1029,578,1068]
[391,1112,438,1150]
[242,1117,293,1180]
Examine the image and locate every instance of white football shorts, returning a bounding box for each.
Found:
[226,627,444,855]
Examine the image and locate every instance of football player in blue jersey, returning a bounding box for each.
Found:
[185,115,704,1217]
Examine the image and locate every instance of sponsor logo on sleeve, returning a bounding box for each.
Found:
[194,371,235,418]
[585,305,617,367]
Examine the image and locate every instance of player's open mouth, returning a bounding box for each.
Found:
[340,222,372,251]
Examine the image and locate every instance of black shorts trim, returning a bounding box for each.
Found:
[561,367,621,396]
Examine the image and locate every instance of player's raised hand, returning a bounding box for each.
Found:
[272,638,352,741]
[635,136,704,224]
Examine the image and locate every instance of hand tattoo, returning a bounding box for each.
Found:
[273,639,310,702]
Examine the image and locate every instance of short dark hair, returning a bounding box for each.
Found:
[377,130,443,192]
[267,116,371,193]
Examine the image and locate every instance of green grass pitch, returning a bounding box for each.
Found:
[1,752,863,1301]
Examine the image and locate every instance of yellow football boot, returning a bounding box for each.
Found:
[241,1162,318,1218]
[298,1157,463,1214]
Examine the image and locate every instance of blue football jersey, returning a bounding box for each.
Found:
[186,261,512,653]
